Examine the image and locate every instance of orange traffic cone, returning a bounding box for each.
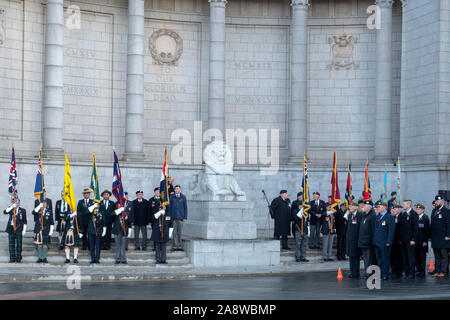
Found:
[337,267,343,280]
[429,259,435,272]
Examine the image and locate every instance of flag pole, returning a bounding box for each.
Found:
[40,148,44,232]
[12,147,17,232]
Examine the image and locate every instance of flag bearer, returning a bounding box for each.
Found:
[112,201,133,264]
[87,202,106,264]
[61,209,82,264]
[55,191,70,250]
[3,200,27,263]
[33,199,54,263]
[291,192,309,262]
[150,205,172,264]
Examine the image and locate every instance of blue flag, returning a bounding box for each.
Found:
[34,149,45,202]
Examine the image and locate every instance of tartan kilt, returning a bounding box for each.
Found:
[61,229,80,247]
[56,219,66,232]
[41,234,51,245]
[8,233,22,259]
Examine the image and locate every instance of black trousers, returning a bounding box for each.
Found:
[415,244,428,274]
[361,248,373,275]
[433,248,449,274]
[390,244,403,277]
[274,235,288,249]
[81,224,89,249]
[155,242,167,263]
[401,243,416,276]
[349,256,360,276]
[336,230,346,258]
[102,223,112,249]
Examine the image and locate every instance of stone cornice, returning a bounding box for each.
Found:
[375,0,394,9]
[208,0,227,8]
[291,0,309,10]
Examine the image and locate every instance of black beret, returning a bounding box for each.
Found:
[297,192,303,197]
[154,187,160,192]
[313,191,320,196]
[136,190,143,195]
[391,191,397,196]
[363,200,373,206]
[124,192,128,195]
[435,195,445,201]
[280,190,288,194]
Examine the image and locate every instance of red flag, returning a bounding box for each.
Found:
[363,160,372,200]
[330,151,341,211]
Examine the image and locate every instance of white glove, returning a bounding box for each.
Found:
[154,209,164,219]
[327,210,333,216]
[69,212,77,218]
[169,227,174,239]
[34,203,43,212]
[22,224,27,236]
[88,203,97,213]
[115,207,125,215]
[297,208,304,218]
[79,233,83,239]
[102,227,106,237]
[344,210,349,220]
[127,228,132,238]
[49,225,54,237]
[5,205,14,213]
[307,226,310,236]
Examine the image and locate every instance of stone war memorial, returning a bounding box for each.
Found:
[0,0,449,273]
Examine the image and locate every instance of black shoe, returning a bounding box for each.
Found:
[155,261,161,264]
[135,247,141,251]
[295,258,301,262]
[341,257,347,261]
[82,246,87,250]
[16,259,21,263]
[382,276,389,280]
[95,260,100,264]
[300,258,309,262]
[115,261,120,264]
[90,260,95,264]
[125,248,128,251]
[58,246,64,250]
[36,259,42,263]
[407,275,415,279]
[328,258,334,262]
[142,247,147,251]
[73,259,78,264]
[402,275,409,279]
[9,259,16,263]
[64,259,70,264]
[42,258,48,264]
[121,261,127,264]
[417,272,425,278]
[161,261,167,264]
[323,259,328,262]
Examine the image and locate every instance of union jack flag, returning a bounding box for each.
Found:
[8,147,18,203]
[112,150,126,207]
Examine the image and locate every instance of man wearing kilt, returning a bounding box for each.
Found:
[61,208,83,264]
[32,199,54,263]
[3,200,27,263]
[55,191,70,250]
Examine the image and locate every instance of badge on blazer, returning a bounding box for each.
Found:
[382,221,386,226]
[166,216,171,220]
[407,216,410,221]
[352,220,357,224]
[439,214,442,219]
[419,223,424,228]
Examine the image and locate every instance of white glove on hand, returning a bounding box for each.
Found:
[88,203,97,213]
[34,203,43,213]
[49,225,54,237]
[115,207,125,215]
[327,210,333,216]
[344,210,349,220]
[79,233,83,239]
[69,212,77,218]
[297,208,304,218]
[22,224,27,236]
[307,226,310,237]
[154,209,164,219]
[169,227,174,239]
[5,205,14,213]
[127,228,132,238]
[102,227,106,237]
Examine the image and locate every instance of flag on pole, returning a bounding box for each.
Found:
[344,163,352,207]
[62,154,77,212]
[90,153,100,203]
[33,149,45,202]
[381,168,387,202]
[301,152,310,218]
[363,160,372,200]
[397,157,402,202]
[330,150,341,211]
[112,150,126,207]
[160,148,170,208]
[8,147,18,202]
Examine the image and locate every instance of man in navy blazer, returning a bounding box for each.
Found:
[169,185,188,251]
[373,201,395,280]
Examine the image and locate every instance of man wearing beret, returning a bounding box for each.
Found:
[398,200,419,279]
[345,202,361,278]
[309,192,326,249]
[358,199,376,278]
[390,204,404,279]
[430,195,450,277]
[270,190,291,250]
[414,203,430,278]
[387,191,397,213]
[132,190,150,250]
[100,190,115,250]
[291,192,309,262]
[373,201,395,280]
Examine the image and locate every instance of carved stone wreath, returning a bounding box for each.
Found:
[149,29,183,65]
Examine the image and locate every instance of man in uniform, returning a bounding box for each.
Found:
[3,199,27,263]
[132,190,150,250]
[309,192,326,249]
[335,203,348,260]
[430,195,450,277]
[345,202,361,278]
[60,207,82,264]
[414,203,430,278]
[358,200,375,278]
[150,205,172,264]
[321,203,336,262]
[390,204,403,279]
[149,188,161,251]
[373,201,395,280]
[112,199,133,264]
[33,199,54,263]
[77,188,93,250]
[87,202,106,263]
[55,191,70,250]
[270,190,291,250]
[291,192,309,262]
[34,190,52,217]
[169,185,188,251]
[398,200,419,279]
[100,190,115,250]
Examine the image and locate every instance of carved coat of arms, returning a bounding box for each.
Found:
[327,34,359,70]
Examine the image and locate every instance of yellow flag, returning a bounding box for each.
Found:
[62,154,76,212]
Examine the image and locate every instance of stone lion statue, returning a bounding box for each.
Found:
[190,141,246,201]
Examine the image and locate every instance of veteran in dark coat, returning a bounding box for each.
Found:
[99,190,115,250]
[414,203,430,277]
[390,204,403,279]
[150,206,173,264]
[270,190,291,250]
[345,202,361,278]
[398,200,419,278]
[87,202,106,264]
[76,188,94,250]
[373,201,395,280]
[55,192,71,250]
[3,200,27,263]
[132,190,151,250]
[112,200,134,264]
[335,203,348,260]
[308,192,326,249]
[358,200,376,278]
[430,195,450,277]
